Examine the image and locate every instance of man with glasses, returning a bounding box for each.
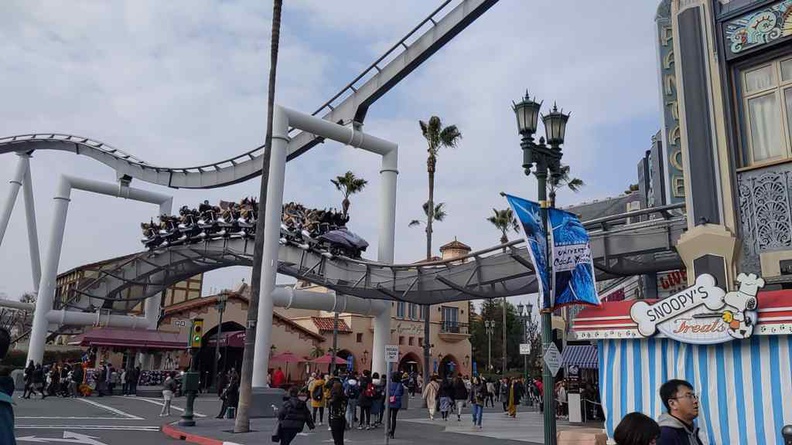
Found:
[657,379,703,445]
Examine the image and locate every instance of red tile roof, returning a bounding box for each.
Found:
[439,238,471,252]
[312,317,352,333]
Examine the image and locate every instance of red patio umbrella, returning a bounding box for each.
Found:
[311,353,347,365]
[270,351,303,383]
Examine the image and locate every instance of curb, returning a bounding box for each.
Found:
[161,423,242,445]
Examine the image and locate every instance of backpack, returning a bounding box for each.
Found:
[346,384,360,399]
[364,383,375,398]
[312,384,324,402]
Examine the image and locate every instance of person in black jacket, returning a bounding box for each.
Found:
[278,386,315,445]
[657,380,703,445]
[614,412,660,445]
[452,376,468,421]
[32,364,45,399]
[327,381,347,445]
[357,370,373,430]
[22,361,34,399]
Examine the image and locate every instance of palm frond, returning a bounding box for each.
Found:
[408,220,423,228]
[433,203,447,222]
[439,125,462,148]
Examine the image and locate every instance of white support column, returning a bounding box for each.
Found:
[22,158,41,291]
[144,291,163,330]
[372,149,398,377]
[0,154,28,248]
[27,176,71,365]
[251,106,290,388]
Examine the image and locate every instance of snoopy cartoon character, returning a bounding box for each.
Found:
[721,273,764,340]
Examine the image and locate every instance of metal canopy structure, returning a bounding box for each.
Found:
[0,0,498,189]
[59,204,686,314]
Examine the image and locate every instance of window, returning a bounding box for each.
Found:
[399,336,404,345]
[441,306,459,331]
[418,337,424,348]
[356,333,363,343]
[408,337,414,346]
[396,302,405,318]
[409,303,418,320]
[420,305,428,321]
[740,58,792,166]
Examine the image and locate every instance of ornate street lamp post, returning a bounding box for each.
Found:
[513,92,570,445]
[484,319,495,372]
[212,294,228,391]
[516,301,534,405]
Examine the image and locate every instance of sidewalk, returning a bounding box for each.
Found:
[161,402,604,444]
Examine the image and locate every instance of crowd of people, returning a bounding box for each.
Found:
[139,199,368,257]
[20,360,142,399]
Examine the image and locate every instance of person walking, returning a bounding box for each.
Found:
[160,372,177,416]
[370,372,384,427]
[499,377,509,412]
[216,374,239,418]
[614,412,661,445]
[344,377,360,430]
[485,378,496,408]
[32,364,45,399]
[387,372,404,439]
[438,377,453,421]
[452,375,468,421]
[507,377,522,418]
[129,366,140,396]
[272,367,285,389]
[120,368,128,396]
[357,370,373,430]
[70,364,83,398]
[308,374,326,426]
[277,386,315,445]
[469,376,487,429]
[327,381,347,445]
[657,379,703,445]
[422,374,440,420]
[22,361,34,399]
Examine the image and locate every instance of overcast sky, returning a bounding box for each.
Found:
[0,0,662,301]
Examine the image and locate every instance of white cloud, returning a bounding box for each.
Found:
[0,0,663,299]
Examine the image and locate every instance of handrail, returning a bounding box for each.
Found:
[582,202,685,228]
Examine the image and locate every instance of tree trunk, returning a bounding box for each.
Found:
[342,198,350,218]
[500,233,508,253]
[423,154,435,401]
[235,0,282,433]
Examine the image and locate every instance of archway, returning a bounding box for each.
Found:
[336,349,354,373]
[438,354,459,379]
[200,321,245,388]
[397,352,421,375]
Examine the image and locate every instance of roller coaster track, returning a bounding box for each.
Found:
[0,0,499,189]
[59,204,686,314]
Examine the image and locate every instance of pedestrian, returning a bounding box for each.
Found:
[557,381,568,418]
[276,386,315,445]
[469,376,487,429]
[70,364,83,398]
[120,368,127,396]
[614,412,661,445]
[344,377,360,430]
[327,381,347,445]
[493,378,501,402]
[0,369,16,445]
[110,366,119,395]
[422,374,440,420]
[357,370,373,430]
[47,365,59,397]
[130,366,140,396]
[370,372,384,427]
[216,374,239,418]
[160,371,177,416]
[438,377,453,421]
[657,379,703,445]
[22,360,34,399]
[507,377,523,418]
[500,377,509,412]
[452,375,468,421]
[273,366,285,389]
[308,373,326,425]
[387,372,404,439]
[485,378,496,407]
[32,364,45,399]
[216,371,228,398]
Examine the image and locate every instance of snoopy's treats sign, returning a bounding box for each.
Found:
[629,273,764,344]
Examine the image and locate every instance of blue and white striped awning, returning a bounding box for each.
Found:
[561,344,598,369]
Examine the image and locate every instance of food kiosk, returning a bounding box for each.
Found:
[572,273,792,444]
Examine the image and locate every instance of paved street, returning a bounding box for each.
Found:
[13,394,600,444]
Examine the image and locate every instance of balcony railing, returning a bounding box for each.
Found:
[439,321,469,335]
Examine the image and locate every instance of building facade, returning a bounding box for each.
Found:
[668,0,792,287]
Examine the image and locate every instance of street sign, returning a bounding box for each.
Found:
[519,343,531,355]
[543,343,562,377]
[385,345,399,363]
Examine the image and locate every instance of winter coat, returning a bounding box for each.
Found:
[422,380,440,407]
[439,380,453,399]
[469,382,487,405]
[358,376,373,408]
[388,381,404,409]
[278,396,314,430]
[452,380,468,401]
[657,413,703,445]
[327,388,348,421]
[0,376,15,445]
[309,378,326,408]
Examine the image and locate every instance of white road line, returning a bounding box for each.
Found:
[17,416,140,420]
[75,398,144,420]
[123,396,207,417]
[15,425,160,431]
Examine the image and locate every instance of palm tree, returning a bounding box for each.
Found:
[408,201,447,231]
[235,0,282,433]
[548,164,585,206]
[486,208,520,246]
[331,171,368,219]
[309,346,325,359]
[418,116,462,260]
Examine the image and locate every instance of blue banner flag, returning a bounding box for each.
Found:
[504,194,549,301]
[548,207,600,307]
